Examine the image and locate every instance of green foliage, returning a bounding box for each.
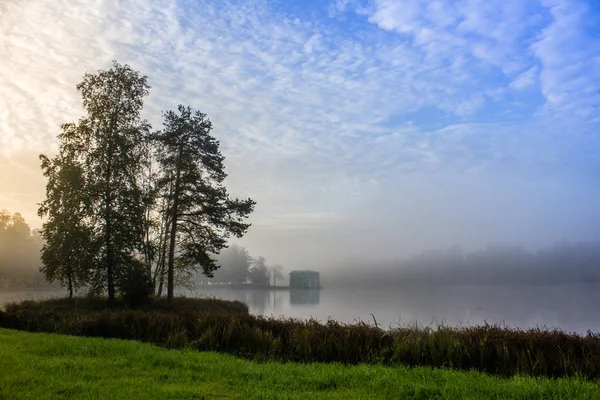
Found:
[2,329,598,400]
[2,298,600,380]
[38,61,157,303]
[153,105,255,301]
[37,63,257,303]
[116,259,154,306]
[38,154,97,298]
[248,256,270,285]
[72,61,151,304]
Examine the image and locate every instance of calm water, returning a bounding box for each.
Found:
[0,287,63,305]
[188,284,600,334]
[3,284,600,334]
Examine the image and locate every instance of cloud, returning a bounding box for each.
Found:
[342,0,600,122]
[532,1,600,119]
[0,151,47,226]
[510,66,538,90]
[1,0,599,267]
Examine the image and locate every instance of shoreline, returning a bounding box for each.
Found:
[194,284,322,291]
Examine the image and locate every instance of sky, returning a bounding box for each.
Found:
[1,0,599,270]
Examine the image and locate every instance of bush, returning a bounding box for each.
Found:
[117,260,154,306]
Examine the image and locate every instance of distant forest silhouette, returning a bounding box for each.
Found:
[326,242,600,288]
[0,210,45,286]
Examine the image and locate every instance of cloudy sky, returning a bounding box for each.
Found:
[1,0,599,269]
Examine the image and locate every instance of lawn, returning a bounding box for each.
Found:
[1,329,599,399]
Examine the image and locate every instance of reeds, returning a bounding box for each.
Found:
[1,298,599,380]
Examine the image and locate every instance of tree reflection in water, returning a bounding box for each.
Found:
[290,289,320,306]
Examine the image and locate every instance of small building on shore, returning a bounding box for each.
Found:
[289,270,320,289]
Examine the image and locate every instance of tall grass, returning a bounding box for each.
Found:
[1,297,599,380]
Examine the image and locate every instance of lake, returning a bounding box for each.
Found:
[188,283,600,334]
[2,284,600,335]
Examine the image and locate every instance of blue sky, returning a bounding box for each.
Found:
[1,0,599,268]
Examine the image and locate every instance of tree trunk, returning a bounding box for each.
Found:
[157,262,165,297]
[106,212,115,305]
[167,153,183,303]
[67,260,73,299]
[154,211,170,297]
[105,146,115,306]
[104,93,122,307]
[157,242,167,297]
[144,163,153,284]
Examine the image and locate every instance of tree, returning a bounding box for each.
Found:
[0,211,44,286]
[38,154,97,298]
[154,105,255,302]
[271,264,284,287]
[212,244,252,284]
[248,256,270,286]
[40,60,151,304]
[214,244,252,284]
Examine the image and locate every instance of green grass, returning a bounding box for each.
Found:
[1,329,599,399]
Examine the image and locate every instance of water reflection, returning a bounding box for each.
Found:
[289,289,320,306]
[229,289,321,313]
[249,291,271,314]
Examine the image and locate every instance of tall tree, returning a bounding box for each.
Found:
[248,256,270,286]
[41,61,151,304]
[38,154,96,298]
[271,265,284,287]
[154,105,256,302]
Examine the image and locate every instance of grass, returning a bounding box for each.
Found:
[1,328,599,400]
[2,297,600,380]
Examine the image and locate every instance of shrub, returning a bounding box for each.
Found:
[117,260,154,306]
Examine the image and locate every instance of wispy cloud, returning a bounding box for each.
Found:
[532,1,600,120]
[1,0,599,267]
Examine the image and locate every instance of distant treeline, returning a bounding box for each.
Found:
[193,244,285,287]
[0,210,46,287]
[326,242,600,287]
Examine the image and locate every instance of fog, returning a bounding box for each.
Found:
[233,171,599,272]
[0,210,45,286]
[321,241,600,289]
[1,149,599,280]
[2,189,600,334]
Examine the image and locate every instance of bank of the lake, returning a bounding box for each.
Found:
[5,284,600,335]
[1,328,598,400]
[3,297,600,380]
